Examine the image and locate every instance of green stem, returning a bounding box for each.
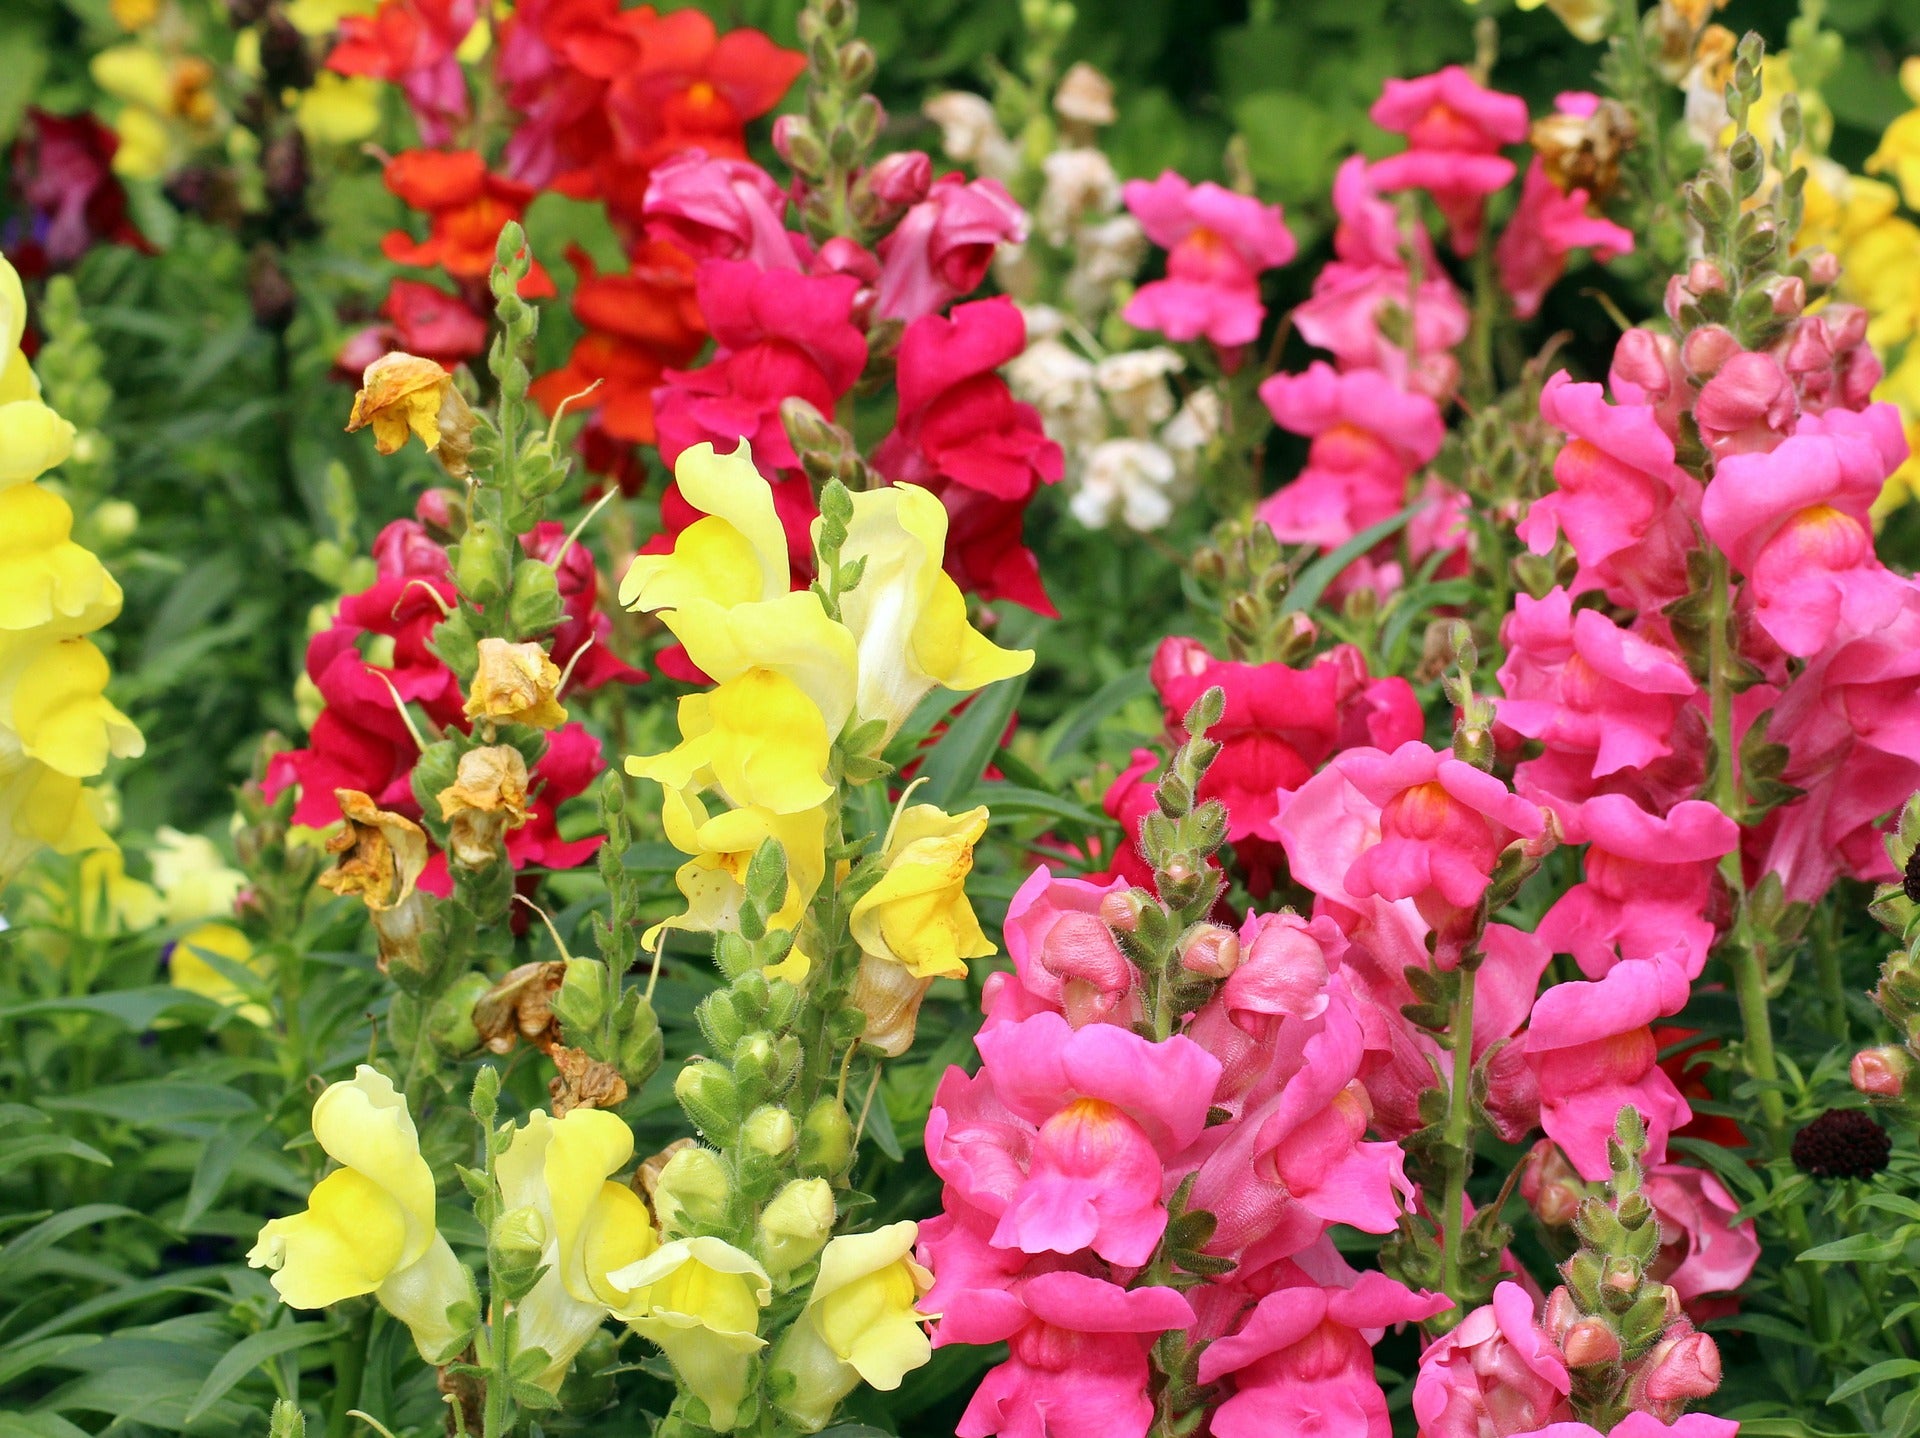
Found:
[1436,958,1480,1318]
[326,1310,371,1438]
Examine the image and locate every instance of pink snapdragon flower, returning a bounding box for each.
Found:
[1276,742,1545,964]
[1644,1163,1760,1320]
[1495,140,1635,317]
[1197,1260,1449,1438]
[1368,66,1528,254]
[1702,405,1909,655]
[1256,364,1447,552]
[1294,158,1469,397]
[1750,589,1920,899]
[1413,1282,1574,1438]
[1523,954,1693,1179]
[1692,350,1796,456]
[1536,796,1738,980]
[642,152,803,269]
[1151,636,1424,854]
[1518,373,1697,611]
[1186,999,1415,1268]
[933,1012,1221,1267]
[1121,172,1297,348]
[989,866,1140,1030]
[1496,590,1700,806]
[1184,911,1346,1110]
[875,173,1028,322]
[941,1268,1195,1438]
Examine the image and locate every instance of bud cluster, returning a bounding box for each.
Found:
[1187,517,1318,665]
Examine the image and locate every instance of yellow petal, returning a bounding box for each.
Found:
[295,73,381,145]
[248,1167,409,1308]
[0,483,122,632]
[310,1065,438,1270]
[620,441,789,613]
[664,589,858,736]
[4,635,144,777]
[0,402,76,489]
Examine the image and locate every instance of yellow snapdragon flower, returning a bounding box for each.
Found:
[847,803,993,1055]
[1867,60,1920,211]
[833,485,1030,740]
[770,1222,933,1431]
[0,254,140,888]
[849,804,993,983]
[607,1236,772,1430]
[631,676,836,817]
[466,637,567,730]
[620,441,791,613]
[650,784,828,939]
[170,923,271,1025]
[496,1108,658,1390]
[248,1066,476,1361]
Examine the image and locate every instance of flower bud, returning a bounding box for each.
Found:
[1638,1330,1722,1403]
[757,1178,836,1278]
[866,150,931,206]
[491,1203,549,1259]
[426,970,491,1056]
[1685,259,1727,295]
[1803,249,1841,288]
[507,557,564,638]
[651,1146,732,1235]
[675,1058,742,1139]
[1178,922,1240,978]
[455,521,511,605]
[1764,273,1806,317]
[1560,1318,1622,1368]
[1680,324,1741,380]
[1520,1140,1586,1228]
[799,1096,855,1178]
[551,957,608,1034]
[1098,889,1147,933]
[744,1104,797,1157]
[1852,1044,1912,1099]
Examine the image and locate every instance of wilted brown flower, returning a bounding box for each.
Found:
[435,743,530,867]
[318,788,429,912]
[549,1045,629,1115]
[472,959,567,1055]
[346,352,475,478]
[465,638,566,730]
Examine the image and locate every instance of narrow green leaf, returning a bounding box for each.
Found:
[1827,1358,1920,1404]
[1280,507,1417,615]
[914,673,1028,812]
[183,1324,335,1425]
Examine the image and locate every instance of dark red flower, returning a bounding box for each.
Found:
[6,109,152,278]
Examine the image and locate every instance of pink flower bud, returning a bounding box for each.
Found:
[1680,324,1741,380]
[414,487,457,532]
[1544,1285,1580,1339]
[1686,258,1727,295]
[1179,923,1241,978]
[771,114,804,164]
[1663,273,1696,325]
[811,235,881,284]
[1852,1045,1912,1098]
[866,150,932,206]
[1804,250,1841,287]
[1520,1140,1584,1227]
[1099,889,1146,933]
[1765,274,1806,317]
[1561,1318,1622,1368]
[1639,1331,1722,1402]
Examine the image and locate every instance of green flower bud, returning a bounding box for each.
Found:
[756,1178,835,1279]
[427,971,492,1056]
[652,1146,732,1236]
[675,1058,741,1139]
[455,520,511,605]
[552,957,609,1035]
[492,1203,549,1258]
[799,1097,855,1179]
[743,1105,796,1158]
[618,994,663,1086]
[697,991,747,1057]
[507,558,564,639]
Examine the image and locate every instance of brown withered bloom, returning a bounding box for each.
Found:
[465,638,567,730]
[435,744,530,868]
[1053,63,1116,131]
[1532,98,1637,203]
[472,959,567,1055]
[549,1045,629,1116]
[346,352,476,478]
[319,788,429,912]
[848,951,935,1058]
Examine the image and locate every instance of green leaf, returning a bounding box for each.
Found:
[0,1134,111,1174]
[41,1080,259,1127]
[180,1117,268,1228]
[1798,1230,1914,1263]
[183,1323,336,1425]
[0,1204,138,1272]
[1047,669,1155,761]
[1827,1358,1920,1404]
[0,1336,102,1389]
[1281,508,1417,616]
[914,672,1029,812]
